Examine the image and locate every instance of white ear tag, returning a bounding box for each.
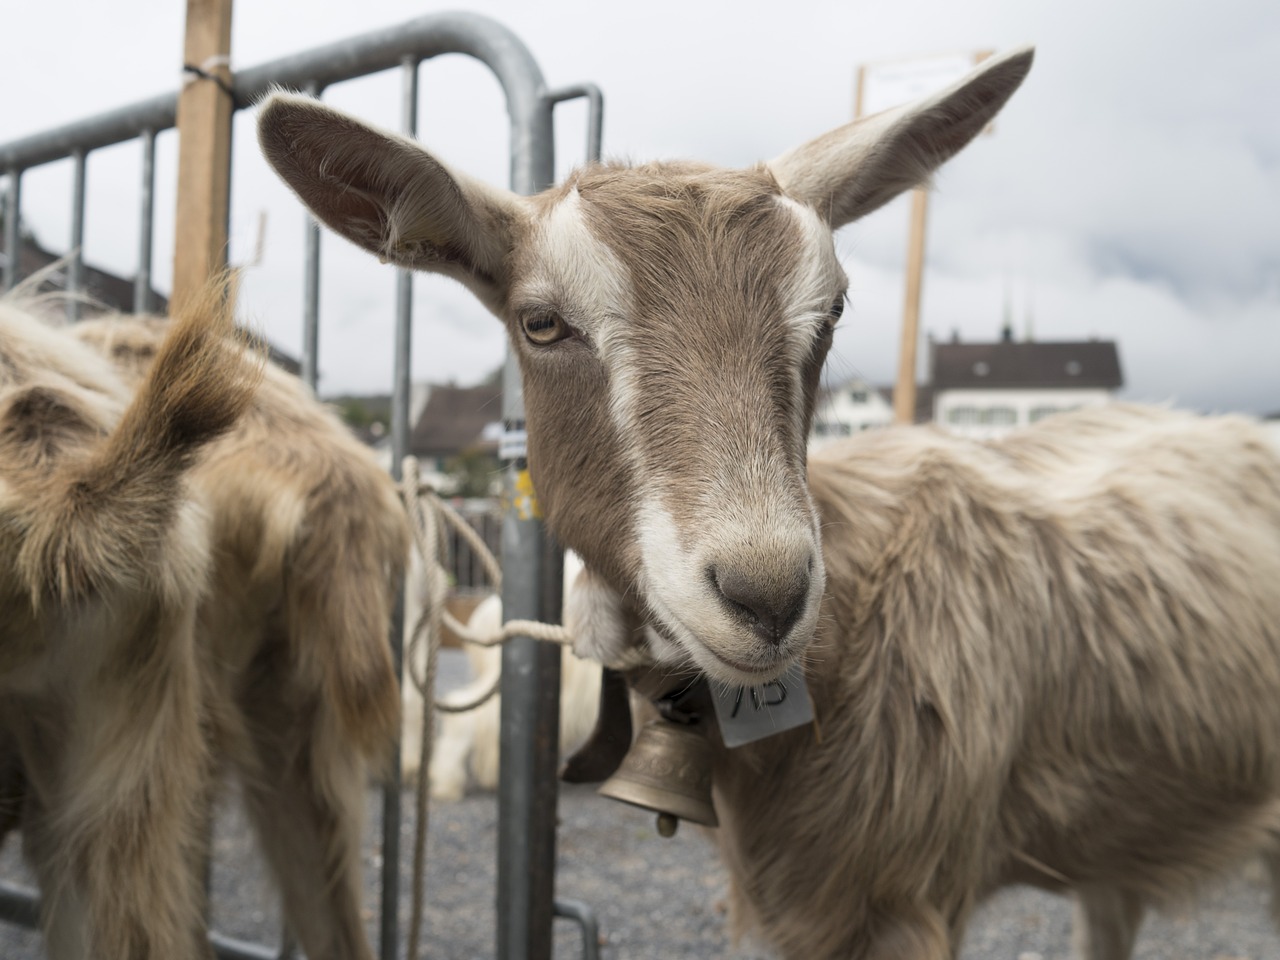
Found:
[710,661,814,748]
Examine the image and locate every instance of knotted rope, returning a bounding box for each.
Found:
[399,456,571,959]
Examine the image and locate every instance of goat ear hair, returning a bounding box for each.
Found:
[256,90,525,315]
[767,45,1034,228]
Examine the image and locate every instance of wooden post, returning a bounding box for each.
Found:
[172,0,234,310]
[894,186,929,424]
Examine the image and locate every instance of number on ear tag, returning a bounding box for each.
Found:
[710,662,814,749]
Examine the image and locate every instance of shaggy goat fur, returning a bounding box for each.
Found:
[0,285,258,958]
[67,311,409,960]
[663,405,1280,959]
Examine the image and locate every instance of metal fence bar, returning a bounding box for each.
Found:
[210,932,283,960]
[1,883,282,960]
[0,882,39,929]
[495,63,560,960]
[300,80,323,391]
[380,54,420,960]
[545,84,604,163]
[134,129,156,313]
[3,170,19,291]
[67,148,86,320]
[554,899,601,960]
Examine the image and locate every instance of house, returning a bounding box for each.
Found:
[811,377,894,447]
[0,220,167,315]
[930,327,1123,439]
[1263,413,1280,449]
[405,381,503,496]
[809,378,933,451]
[2,215,301,375]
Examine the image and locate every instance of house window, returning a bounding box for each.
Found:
[982,407,1017,426]
[849,390,868,404]
[947,406,980,425]
[1029,405,1059,423]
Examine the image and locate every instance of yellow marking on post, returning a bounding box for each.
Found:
[514,469,543,521]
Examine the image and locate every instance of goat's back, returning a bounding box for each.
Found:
[73,315,409,761]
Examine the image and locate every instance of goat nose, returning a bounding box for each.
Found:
[709,563,811,645]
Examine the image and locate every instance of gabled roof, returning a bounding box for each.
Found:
[2,228,302,376]
[1,229,167,315]
[931,339,1122,391]
[409,383,502,459]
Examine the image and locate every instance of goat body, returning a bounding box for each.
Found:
[69,312,409,960]
[0,285,257,958]
[697,406,1280,958]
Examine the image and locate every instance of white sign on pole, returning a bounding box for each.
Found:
[858,52,985,119]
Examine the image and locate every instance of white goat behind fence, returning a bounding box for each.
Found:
[402,552,602,798]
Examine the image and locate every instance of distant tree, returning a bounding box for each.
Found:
[330,395,391,438]
[444,444,501,498]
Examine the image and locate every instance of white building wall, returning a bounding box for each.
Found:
[934,387,1113,440]
[810,380,895,452]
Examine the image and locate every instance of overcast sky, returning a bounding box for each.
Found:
[4,0,1277,414]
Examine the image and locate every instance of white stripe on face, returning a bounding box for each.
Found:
[520,189,642,442]
[772,195,848,458]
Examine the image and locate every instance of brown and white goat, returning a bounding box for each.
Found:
[259,47,1280,958]
[0,285,257,958]
[257,47,1037,692]
[69,310,409,960]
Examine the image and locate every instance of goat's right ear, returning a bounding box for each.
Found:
[768,45,1034,228]
[256,92,525,312]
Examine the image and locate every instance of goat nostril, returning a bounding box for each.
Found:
[710,565,810,645]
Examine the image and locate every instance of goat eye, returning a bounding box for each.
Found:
[827,294,845,324]
[521,311,570,345]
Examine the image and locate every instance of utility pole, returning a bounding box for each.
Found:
[172,0,234,308]
[855,51,992,425]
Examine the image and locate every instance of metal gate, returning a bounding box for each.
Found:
[0,12,600,959]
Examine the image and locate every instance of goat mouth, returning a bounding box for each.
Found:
[690,634,796,684]
[645,594,799,683]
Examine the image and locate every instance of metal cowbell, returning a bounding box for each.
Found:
[599,717,718,834]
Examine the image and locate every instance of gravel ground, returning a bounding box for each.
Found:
[3,650,1279,958]
[4,783,1279,959]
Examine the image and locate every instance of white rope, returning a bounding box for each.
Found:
[400,455,572,960]
[401,461,571,720]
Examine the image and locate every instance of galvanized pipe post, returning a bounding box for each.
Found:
[134,129,156,313]
[68,148,87,320]
[3,170,19,291]
[496,65,561,960]
[380,54,421,960]
[300,80,323,391]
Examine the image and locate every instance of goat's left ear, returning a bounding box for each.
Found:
[768,45,1034,228]
[256,91,526,314]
